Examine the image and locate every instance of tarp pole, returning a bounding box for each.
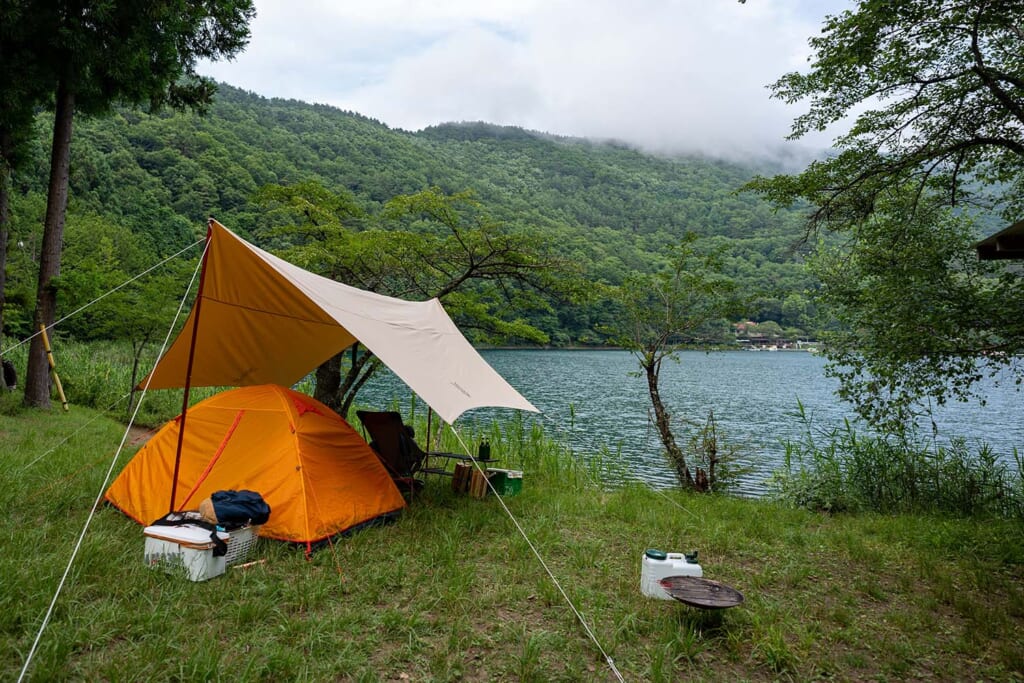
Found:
[426,407,432,452]
[39,324,69,412]
[168,220,214,513]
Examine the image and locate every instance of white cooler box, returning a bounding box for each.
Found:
[143,524,230,582]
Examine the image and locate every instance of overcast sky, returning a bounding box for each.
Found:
[199,0,852,162]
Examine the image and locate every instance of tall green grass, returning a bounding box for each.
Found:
[1,335,220,425]
[3,404,1024,681]
[772,401,1024,519]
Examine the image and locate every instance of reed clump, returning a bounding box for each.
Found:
[773,402,1024,519]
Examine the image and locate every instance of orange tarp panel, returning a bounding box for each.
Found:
[106,385,406,544]
[142,221,355,389]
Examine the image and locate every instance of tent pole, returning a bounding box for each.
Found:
[426,407,433,452]
[168,219,214,513]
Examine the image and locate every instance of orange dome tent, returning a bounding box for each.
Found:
[106,384,406,547]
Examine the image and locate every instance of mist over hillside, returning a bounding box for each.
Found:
[6,84,818,344]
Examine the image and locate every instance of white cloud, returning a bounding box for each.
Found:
[201,0,851,161]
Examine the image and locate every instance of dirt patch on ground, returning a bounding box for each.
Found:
[127,424,158,447]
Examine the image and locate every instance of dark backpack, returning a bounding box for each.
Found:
[211,490,271,530]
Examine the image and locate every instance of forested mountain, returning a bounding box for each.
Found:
[4,84,817,345]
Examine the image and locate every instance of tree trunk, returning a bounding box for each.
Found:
[339,356,381,418]
[314,352,343,413]
[24,81,74,408]
[644,356,695,488]
[127,331,152,418]
[314,344,383,418]
[0,127,11,354]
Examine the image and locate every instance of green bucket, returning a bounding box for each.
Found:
[487,468,523,496]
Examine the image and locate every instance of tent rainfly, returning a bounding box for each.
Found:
[144,219,539,425]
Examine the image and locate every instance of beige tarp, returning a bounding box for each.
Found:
[143,220,538,423]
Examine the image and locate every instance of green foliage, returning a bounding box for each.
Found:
[772,402,1024,519]
[810,195,1024,430]
[55,215,199,341]
[746,0,1024,427]
[0,0,52,211]
[681,409,751,493]
[16,1,255,118]
[752,1,1024,226]
[254,180,366,251]
[0,85,820,354]
[607,234,739,358]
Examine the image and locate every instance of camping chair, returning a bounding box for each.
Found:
[357,411,489,490]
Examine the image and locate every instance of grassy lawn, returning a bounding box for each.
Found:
[2,403,1023,681]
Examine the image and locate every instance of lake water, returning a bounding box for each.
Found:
[365,349,1023,496]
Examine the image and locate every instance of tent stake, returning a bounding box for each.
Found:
[169,220,214,513]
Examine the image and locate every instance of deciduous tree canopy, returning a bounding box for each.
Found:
[749,0,1024,227]
[746,0,1024,427]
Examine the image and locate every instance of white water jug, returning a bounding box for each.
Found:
[641,548,703,600]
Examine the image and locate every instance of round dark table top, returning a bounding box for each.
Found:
[659,575,744,609]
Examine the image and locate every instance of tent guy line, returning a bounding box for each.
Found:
[0,237,204,359]
[448,427,626,682]
[17,247,207,683]
[18,391,131,474]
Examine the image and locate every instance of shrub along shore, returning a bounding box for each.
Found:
[2,399,1022,682]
